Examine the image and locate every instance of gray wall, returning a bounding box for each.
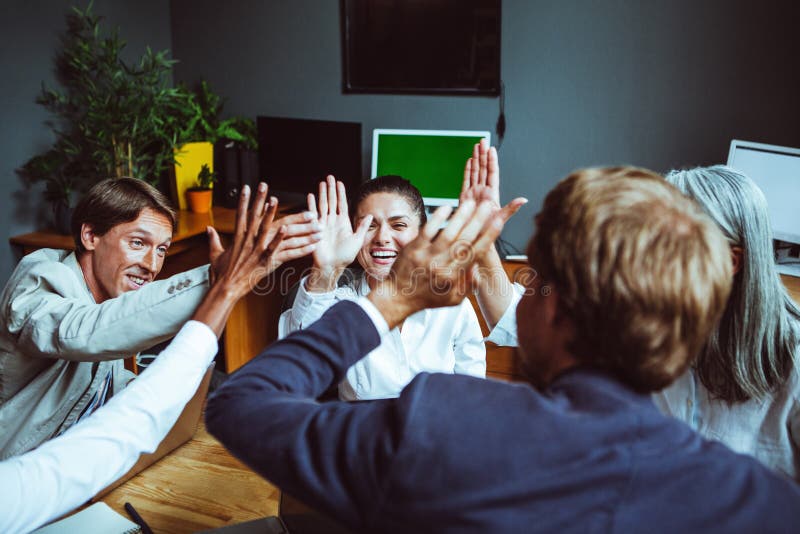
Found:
[4,0,798,285]
[0,0,172,285]
[170,0,800,254]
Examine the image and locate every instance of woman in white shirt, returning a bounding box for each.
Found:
[280,174,486,400]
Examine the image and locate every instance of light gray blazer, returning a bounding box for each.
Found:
[0,249,209,459]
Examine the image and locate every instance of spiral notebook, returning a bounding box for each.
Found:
[32,502,140,533]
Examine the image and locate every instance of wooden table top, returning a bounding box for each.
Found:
[98,418,279,533]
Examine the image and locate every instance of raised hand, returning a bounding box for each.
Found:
[305,175,372,292]
[461,140,527,327]
[264,210,323,269]
[461,139,527,224]
[194,183,315,334]
[207,188,322,284]
[368,199,506,329]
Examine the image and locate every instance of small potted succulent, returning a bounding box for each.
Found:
[185,164,216,213]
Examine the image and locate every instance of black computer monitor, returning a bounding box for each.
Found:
[257,116,363,206]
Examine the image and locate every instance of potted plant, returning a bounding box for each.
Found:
[186,164,217,213]
[19,4,190,232]
[170,80,257,211]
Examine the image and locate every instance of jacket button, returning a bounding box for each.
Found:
[168,286,175,294]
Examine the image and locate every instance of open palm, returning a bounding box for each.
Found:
[461,139,527,223]
[309,175,370,273]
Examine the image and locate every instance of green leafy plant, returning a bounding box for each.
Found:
[19,2,257,219]
[20,3,190,203]
[190,164,217,191]
[176,80,257,149]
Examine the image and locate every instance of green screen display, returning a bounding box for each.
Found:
[373,131,488,202]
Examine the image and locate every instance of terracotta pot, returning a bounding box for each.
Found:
[186,189,213,213]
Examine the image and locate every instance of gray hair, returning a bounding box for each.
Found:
[666,165,800,402]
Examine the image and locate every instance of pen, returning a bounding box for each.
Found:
[124,502,154,534]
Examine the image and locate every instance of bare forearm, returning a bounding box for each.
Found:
[190,283,240,336]
[474,246,515,329]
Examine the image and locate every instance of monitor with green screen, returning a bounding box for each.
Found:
[371,129,491,206]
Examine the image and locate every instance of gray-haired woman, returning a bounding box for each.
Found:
[654,165,800,480]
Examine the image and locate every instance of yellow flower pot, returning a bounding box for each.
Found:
[173,142,213,210]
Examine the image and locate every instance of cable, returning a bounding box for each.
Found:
[495,80,506,148]
[496,237,522,257]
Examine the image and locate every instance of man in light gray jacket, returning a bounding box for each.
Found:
[0,178,318,459]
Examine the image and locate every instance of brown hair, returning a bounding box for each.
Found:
[530,167,733,392]
[353,175,427,226]
[71,177,177,253]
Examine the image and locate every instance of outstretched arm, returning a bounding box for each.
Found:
[0,183,311,534]
[8,187,321,362]
[460,140,527,328]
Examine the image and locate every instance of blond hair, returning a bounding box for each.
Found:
[530,167,733,392]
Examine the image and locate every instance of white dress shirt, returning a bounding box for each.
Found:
[279,274,486,400]
[0,321,217,534]
[485,286,523,347]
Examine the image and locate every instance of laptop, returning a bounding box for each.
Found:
[277,492,353,534]
[198,491,352,534]
[93,363,215,499]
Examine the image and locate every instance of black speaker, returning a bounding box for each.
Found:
[214,141,259,209]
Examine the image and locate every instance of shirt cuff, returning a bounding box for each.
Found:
[294,275,337,310]
[355,296,390,336]
[158,320,218,370]
[485,283,523,346]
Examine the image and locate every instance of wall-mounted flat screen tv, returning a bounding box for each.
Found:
[341,0,501,96]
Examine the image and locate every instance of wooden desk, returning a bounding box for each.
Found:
[9,207,303,373]
[97,418,279,533]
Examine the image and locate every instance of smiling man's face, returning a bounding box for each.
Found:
[80,207,173,302]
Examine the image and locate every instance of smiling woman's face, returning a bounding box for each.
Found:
[355,192,421,285]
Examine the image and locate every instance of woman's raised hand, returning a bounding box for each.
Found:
[305,175,372,292]
[460,139,527,223]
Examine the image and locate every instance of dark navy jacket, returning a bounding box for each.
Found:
[206,301,800,533]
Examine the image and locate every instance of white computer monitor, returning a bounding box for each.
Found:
[371,129,491,207]
[726,139,800,245]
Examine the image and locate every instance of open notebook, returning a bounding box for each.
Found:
[32,502,140,533]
